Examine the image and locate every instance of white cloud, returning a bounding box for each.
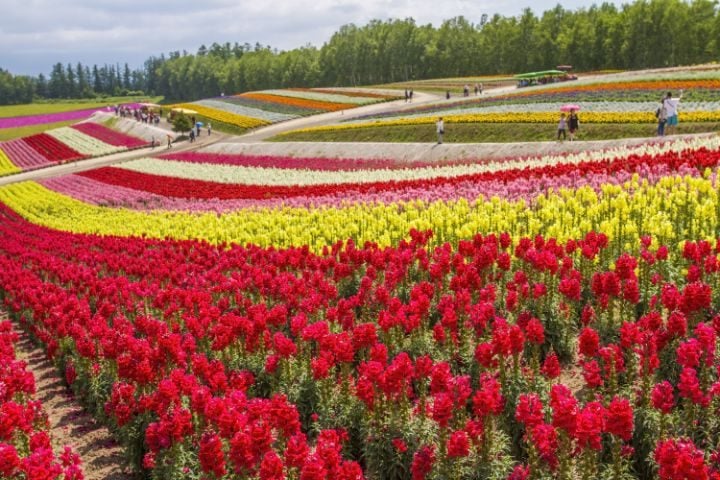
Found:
[0,0,620,74]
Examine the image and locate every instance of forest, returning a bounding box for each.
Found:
[0,0,719,104]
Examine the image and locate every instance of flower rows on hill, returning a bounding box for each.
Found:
[0,135,718,252]
[285,110,720,136]
[4,201,720,478]
[352,76,720,123]
[0,123,147,177]
[174,88,400,132]
[0,319,84,479]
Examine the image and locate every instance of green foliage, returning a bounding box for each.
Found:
[171,114,193,135]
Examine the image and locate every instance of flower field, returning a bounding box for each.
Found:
[0,122,148,177]
[173,88,400,131]
[0,319,84,479]
[0,106,111,129]
[4,130,720,479]
[291,74,720,139]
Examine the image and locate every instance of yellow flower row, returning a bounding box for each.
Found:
[172,103,270,129]
[0,173,717,252]
[283,111,720,135]
[0,148,21,177]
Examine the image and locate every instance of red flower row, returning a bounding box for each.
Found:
[23,133,86,164]
[81,147,720,201]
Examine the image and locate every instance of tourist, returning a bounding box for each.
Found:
[166,134,172,149]
[409,89,414,102]
[404,89,409,103]
[151,136,156,149]
[663,90,683,135]
[446,90,451,100]
[655,98,667,136]
[474,84,479,96]
[568,109,580,141]
[557,113,567,142]
[436,117,444,144]
[207,122,212,136]
[479,83,483,95]
[189,129,195,143]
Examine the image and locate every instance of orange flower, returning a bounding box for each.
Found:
[240,93,352,112]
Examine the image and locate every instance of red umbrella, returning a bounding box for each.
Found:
[560,104,581,112]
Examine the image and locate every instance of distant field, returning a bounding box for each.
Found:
[272,122,720,143]
[0,96,163,118]
[0,120,76,141]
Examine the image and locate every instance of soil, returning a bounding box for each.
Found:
[7,314,137,480]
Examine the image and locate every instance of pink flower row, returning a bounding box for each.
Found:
[40,161,701,213]
[0,139,52,170]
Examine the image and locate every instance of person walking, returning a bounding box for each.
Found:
[166,134,172,149]
[557,113,567,142]
[404,89,409,103]
[436,117,444,144]
[207,122,212,136]
[568,109,580,141]
[189,129,196,143]
[655,98,667,136]
[663,90,683,135]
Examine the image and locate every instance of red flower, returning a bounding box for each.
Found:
[651,381,675,414]
[574,401,605,451]
[446,430,470,458]
[529,423,558,469]
[578,327,600,358]
[411,445,435,480]
[525,317,545,345]
[655,438,709,480]
[541,352,561,379]
[199,432,226,478]
[431,393,454,428]
[259,451,285,480]
[606,397,634,441]
[0,443,20,477]
[678,368,708,406]
[392,438,408,454]
[515,393,544,429]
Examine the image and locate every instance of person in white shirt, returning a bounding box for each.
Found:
[663,90,683,135]
[436,117,444,144]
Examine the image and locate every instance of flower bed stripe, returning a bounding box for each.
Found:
[240,93,353,112]
[71,122,148,148]
[194,99,298,123]
[0,148,21,176]
[172,103,269,129]
[0,139,52,170]
[46,127,124,156]
[22,133,86,163]
[0,107,108,129]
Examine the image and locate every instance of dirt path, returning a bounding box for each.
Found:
[7,313,137,480]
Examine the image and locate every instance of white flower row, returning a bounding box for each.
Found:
[258,89,380,105]
[46,127,123,156]
[195,99,298,123]
[118,135,720,187]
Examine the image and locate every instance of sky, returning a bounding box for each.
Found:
[1,0,622,76]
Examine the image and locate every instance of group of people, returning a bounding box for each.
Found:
[656,90,683,137]
[446,83,483,100]
[189,120,212,143]
[114,105,161,125]
[557,110,580,142]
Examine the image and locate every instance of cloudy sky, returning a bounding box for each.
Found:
[1,0,621,75]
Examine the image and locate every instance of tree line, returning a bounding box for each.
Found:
[1,0,719,104]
